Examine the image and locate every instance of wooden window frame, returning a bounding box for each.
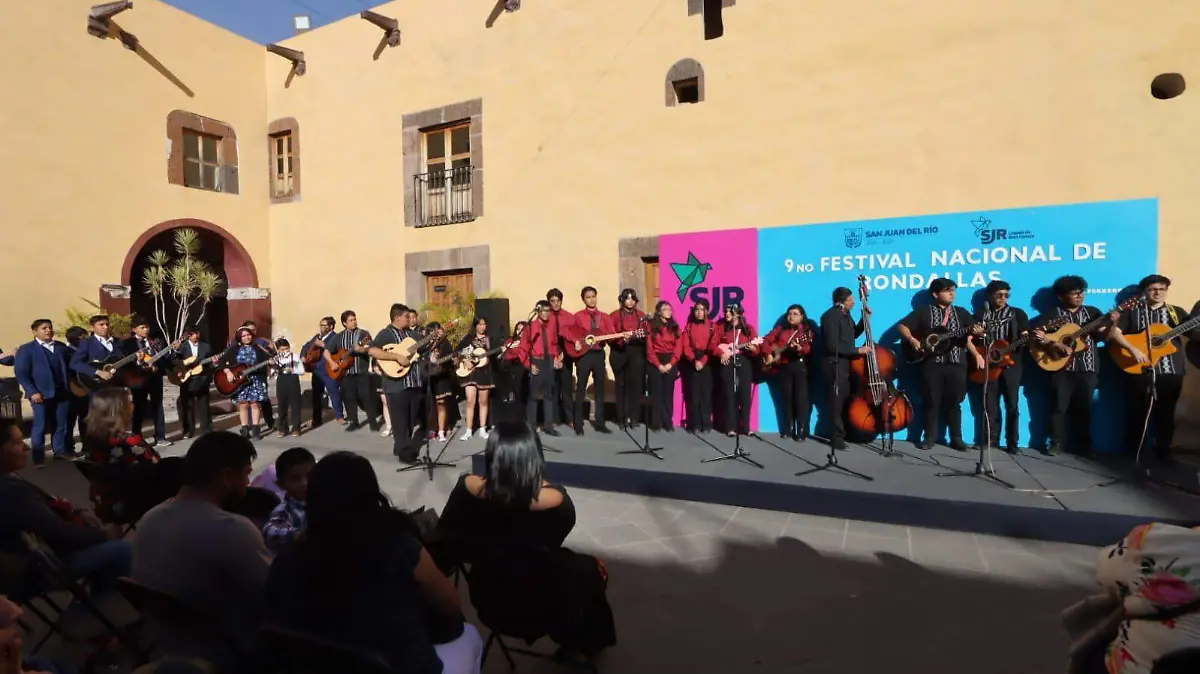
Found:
[182,130,222,191]
[270,132,294,198]
[664,59,706,107]
[402,99,484,227]
[166,111,239,195]
[422,122,472,191]
[268,117,301,203]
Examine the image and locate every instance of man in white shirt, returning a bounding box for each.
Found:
[14,319,72,464]
[69,315,127,387]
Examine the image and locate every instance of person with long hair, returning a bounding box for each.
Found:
[423,322,456,441]
[645,301,683,431]
[502,321,528,409]
[265,451,483,674]
[609,288,647,429]
[711,304,760,437]
[681,299,716,433]
[217,327,271,440]
[456,316,495,440]
[437,422,615,662]
[765,304,816,441]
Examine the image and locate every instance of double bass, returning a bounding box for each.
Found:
[846,274,914,440]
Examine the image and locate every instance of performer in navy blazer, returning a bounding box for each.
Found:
[123,315,174,446]
[14,319,72,464]
[302,315,345,428]
[69,314,129,385]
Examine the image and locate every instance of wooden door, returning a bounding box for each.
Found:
[426,270,474,306]
[643,258,659,303]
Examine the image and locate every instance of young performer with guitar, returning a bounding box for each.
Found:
[366,303,421,463]
[547,289,577,428]
[897,278,983,451]
[455,316,501,440]
[764,304,816,442]
[70,314,134,391]
[819,288,871,451]
[712,303,762,437]
[302,316,344,428]
[175,327,214,438]
[971,280,1029,454]
[123,316,178,447]
[681,299,717,434]
[1106,274,1199,463]
[1031,275,1121,456]
[326,310,379,432]
[569,286,616,435]
[645,301,684,432]
[424,322,456,442]
[520,300,562,436]
[609,288,647,429]
[217,326,273,439]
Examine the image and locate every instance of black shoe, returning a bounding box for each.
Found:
[831,440,848,451]
[542,426,560,437]
[396,452,419,465]
[918,442,935,451]
[950,441,969,452]
[240,427,250,439]
[593,422,611,434]
[1045,443,1060,456]
[1005,444,1020,455]
[345,422,361,432]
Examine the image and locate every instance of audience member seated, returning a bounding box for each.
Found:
[249,464,285,500]
[0,419,131,600]
[265,451,483,674]
[437,421,616,662]
[1,594,68,674]
[131,431,269,671]
[262,448,314,556]
[82,388,183,525]
[1070,522,1200,674]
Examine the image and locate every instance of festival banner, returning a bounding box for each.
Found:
[659,228,760,427]
[756,198,1159,451]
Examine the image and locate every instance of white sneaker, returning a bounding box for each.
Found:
[478,428,490,439]
[436,431,446,442]
[381,426,392,437]
[461,429,473,441]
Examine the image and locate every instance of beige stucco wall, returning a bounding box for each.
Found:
[0,0,268,353]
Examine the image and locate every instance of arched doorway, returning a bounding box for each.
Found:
[99,219,268,347]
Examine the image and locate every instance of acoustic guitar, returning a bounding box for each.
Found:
[967,316,1069,384]
[563,329,645,359]
[326,335,373,382]
[1110,312,1200,375]
[375,320,459,380]
[301,337,327,369]
[716,336,764,359]
[454,344,511,378]
[167,354,220,386]
[903,321,984,365]
[74,349,146,392]
[761,329,811,369]
[214,358,275,396]
[1029,297,1140,372]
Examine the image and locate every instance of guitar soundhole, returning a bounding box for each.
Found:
[926,335,939,349]
[988,348,1002,363]
[1150,337,1163,348]
[1061,336,1075,350]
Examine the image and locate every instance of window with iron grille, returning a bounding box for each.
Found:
[413,122,474,226]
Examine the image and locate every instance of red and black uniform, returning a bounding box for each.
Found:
[501,335,527,409]
[711,322,760,435]
[646,321,684,431]
[520,318,561,430]
[571,307,614,433]
[549,308,578,426]
[682,318,717,433]
[765,322,815,440]
[609,308,647,427]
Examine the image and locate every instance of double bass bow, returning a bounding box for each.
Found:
[846,274,914,441]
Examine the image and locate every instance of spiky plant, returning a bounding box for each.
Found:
[140,228,224,341]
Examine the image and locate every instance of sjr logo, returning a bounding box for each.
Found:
[670,252,745,315]
[972,215,1008,245]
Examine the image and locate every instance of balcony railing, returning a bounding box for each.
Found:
[412,165,475,227]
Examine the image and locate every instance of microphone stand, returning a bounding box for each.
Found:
[398,352,458,481]
[703,332,763,469]
[936,308,1014,488]
[620,319,663,459]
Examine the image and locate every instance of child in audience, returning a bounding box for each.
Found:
[262,448,315,555]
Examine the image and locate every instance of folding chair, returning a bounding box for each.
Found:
[258,623,393,674]
[20,532,146,659]
[115,577,246,665]
[0,551,70,654]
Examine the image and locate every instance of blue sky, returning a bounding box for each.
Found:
[164,0,377,44]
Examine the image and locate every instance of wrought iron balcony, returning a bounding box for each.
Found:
[412,165,475,227]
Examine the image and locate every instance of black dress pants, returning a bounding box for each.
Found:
[646,354,678,431]
[1125,372,1184,460]
[555,357,575,425]
[980,365,1021,448]
[131,377,167,441]
[386,388,421,459]
[777,359,810,438]
[341,372,378,427]
[275,374,302,434]
[610,345,646,425]
[1049,370,1098,453]
[574,351,607,426]
[822,357,851,447]
[527,358,556,428]
[684,361,714,432]
[919,363,967,445]
[720,359,753,434]
[177,384,211,436]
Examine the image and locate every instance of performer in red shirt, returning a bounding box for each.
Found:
[519,302,561,436]
[570,286,614,435]
[609,289,647,429]
[646,301,684,431]
[711,304,760,437]
[681,299,717,433]
[764,304,816,441]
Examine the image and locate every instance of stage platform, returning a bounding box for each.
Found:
[470,428,1200,546]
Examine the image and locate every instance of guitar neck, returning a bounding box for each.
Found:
[1161,314,1200,341]
[110,352,141,369]
[245,359,273,375]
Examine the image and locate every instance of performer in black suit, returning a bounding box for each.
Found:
[176,327,213,438]
[122,315,174,446]
[63,326,90,451]
[972,280,1029,454]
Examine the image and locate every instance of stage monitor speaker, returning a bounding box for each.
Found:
[474,298,510,347]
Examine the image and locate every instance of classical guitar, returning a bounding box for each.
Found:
[716,336,764,359]
[1029,297,1141,372]
[75,349,146,392]
[214,358,275,396]
[167,354,221,386]
[967,316,1069,384]
[563,329,645,359]
[1110,312,1200,375]
[454,343,511,378]
[375,320,460,380]
[301,337,327,369]
[326,334,373,382]
[761,329,811,368]
[903,320,984,365]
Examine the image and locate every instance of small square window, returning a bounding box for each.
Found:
[673,78,700,105]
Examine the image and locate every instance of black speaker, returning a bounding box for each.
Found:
[474,298,510,346]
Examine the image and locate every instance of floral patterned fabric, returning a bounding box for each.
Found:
[1096,522,1200,674]
[85,432,161,521]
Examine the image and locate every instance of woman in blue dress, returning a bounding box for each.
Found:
[217,327,273,440]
